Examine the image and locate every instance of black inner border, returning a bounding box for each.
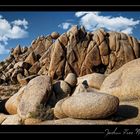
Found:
[0,5,140,11]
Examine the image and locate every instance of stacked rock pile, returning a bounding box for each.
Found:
[0,26,140,125]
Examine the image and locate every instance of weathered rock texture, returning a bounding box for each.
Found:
[61,91,119,119]
[0,26,139,85]
[0,113,8,124]
[1,114,22,125]
[24,118,41,125]
[5,86,26,115]
[17,75,52,119]
[100,58,140,101]
[54,97,68,119]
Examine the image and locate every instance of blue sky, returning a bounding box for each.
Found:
[0,11,140,61]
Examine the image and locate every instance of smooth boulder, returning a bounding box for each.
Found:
[64,73,77,87]
[77,73,106,89]
[51,32,60,39]
[100,58,140,101]
[62,91,119,119]
[17,75,52,119]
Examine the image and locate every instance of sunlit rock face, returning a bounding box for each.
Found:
[0,26,140,85]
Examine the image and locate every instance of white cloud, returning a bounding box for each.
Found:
[75,11,100,17]
[0,43,10,54]
[75,12,140,34]
[121,28,133,34]
[0,18,11,35]
[12,19,28,29]
[0,36,8,44]
[0,16,28,55]
[58,22,73,30]
[8,25,28,39]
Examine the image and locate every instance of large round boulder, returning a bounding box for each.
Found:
[61,91,119,119]
[100,58,140,101]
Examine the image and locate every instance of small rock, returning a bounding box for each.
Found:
[29,62,41,75]
[21,46,28,53]
[1,114,22,125]
[7,68,14,74]
[77,73,106,89]
[38,66,47,75]
[1,74,7,82]
[51,32,60,39]
[72,83,88,96]
[13,45,21,58]
[24,52,36,66]
[24,69,29,77]
[14,62,30,70]
[67,25,78,36]
[0,113,8,124]
[58,33,68,46]
[6,63,14,70]
[34,42,46,56]
[44,36,53,50]
[11,68,24,83]
[64,73,77,87]
[17,74,37,86]
[53,80,71,101]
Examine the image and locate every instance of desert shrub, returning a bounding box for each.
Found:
[29,104,54,121]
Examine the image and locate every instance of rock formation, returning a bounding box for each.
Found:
[0,25,140,124]
[0,26,139,86]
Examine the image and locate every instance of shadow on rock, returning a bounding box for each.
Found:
[0,99,9,114]
[108,105,138,122]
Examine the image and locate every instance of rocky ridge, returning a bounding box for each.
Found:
[0,26,139,85]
